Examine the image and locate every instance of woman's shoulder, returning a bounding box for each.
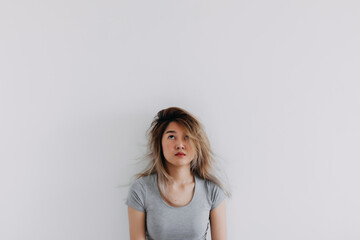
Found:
[198,175,226,195]
[195,175,222,194]
[127,174,156,202]
[196,175,220,188]
[130,173,156,188]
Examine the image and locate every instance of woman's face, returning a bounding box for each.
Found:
[161,121,195,168]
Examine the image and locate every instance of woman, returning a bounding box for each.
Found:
[126,107,230,240]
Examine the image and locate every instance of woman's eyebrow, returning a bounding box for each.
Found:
[165,130,176,134]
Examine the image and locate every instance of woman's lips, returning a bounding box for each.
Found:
[175,153,186,156]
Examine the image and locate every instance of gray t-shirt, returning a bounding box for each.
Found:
[126,173,226,240]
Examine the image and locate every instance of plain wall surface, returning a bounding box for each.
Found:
[1,0,360,239]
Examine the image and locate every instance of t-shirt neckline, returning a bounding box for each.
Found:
[155,173,197,209]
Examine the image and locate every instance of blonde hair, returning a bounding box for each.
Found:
[136,107,231,197]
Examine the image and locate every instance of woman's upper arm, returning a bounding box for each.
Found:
[210,200,227,240]
[128,206,146,240]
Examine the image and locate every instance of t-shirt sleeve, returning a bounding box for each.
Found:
[126,178,146,212]
[208,181,227,210]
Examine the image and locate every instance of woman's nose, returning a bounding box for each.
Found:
[176,145,184,149]
[176,140,185,149]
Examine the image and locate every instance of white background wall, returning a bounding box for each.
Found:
[1,0,360,239]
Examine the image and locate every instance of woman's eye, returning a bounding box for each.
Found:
[168,135,175,139]
[185,135,189,140]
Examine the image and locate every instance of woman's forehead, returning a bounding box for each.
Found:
[164,121,190,134]
[165,121,183,131]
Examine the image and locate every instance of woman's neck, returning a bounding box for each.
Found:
[166,165,194,185]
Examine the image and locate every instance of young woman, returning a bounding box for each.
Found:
[126,107,230,240]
